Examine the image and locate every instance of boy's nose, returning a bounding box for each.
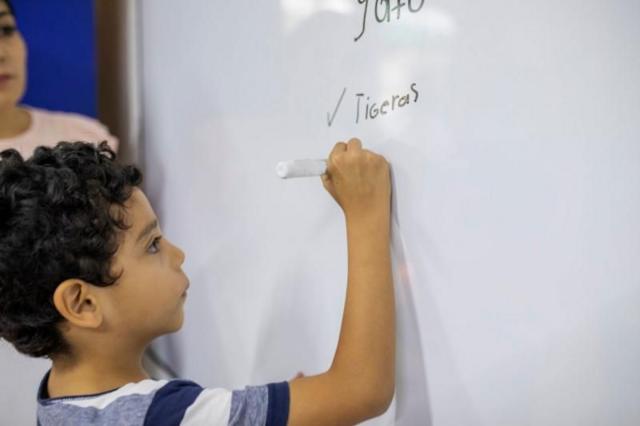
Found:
[166,238,186,266]
[175,245,186,266]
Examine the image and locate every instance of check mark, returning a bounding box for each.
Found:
[327,87,347,127]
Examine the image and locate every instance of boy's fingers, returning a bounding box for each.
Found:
[347,138,362,151]
[329,141,347,159]
[327,142,347,176]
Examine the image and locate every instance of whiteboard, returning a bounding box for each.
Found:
[138,1,640,424]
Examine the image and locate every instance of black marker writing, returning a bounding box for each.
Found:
[355,82,419,123]
[355,0,427,42]
[327,87,347,127]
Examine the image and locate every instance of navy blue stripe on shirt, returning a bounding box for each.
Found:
[143,380,204,426]
[266,382,290,426]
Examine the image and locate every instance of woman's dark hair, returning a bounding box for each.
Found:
[0,141,142,358]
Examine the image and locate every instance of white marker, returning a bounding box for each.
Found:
[276,159,327,179]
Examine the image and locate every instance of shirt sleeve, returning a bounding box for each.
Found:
[54,111,120,153]
[228,382,290,426]
[76,116,120,153]
[143,380,290,426]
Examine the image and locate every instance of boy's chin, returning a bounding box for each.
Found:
[167,311,185,333]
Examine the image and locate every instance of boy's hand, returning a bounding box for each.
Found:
[321,138,390,219]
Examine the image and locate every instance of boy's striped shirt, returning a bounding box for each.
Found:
[36,370,289,425]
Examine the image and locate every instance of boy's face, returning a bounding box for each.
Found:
[0,2,27,111]
[96,188,189,343]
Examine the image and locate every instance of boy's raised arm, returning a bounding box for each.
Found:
[288,138,395,426]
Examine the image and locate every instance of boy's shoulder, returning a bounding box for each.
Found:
[36,370,289,426]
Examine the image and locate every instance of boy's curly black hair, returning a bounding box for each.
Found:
[0,141,142,358]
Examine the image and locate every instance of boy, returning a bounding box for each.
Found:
[0,138,395,425]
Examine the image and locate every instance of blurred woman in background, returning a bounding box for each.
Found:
[0,0,118,156]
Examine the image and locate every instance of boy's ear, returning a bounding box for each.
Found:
[53,279,103,329]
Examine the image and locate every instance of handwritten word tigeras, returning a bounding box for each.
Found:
[355,0,426,42]
[356,83,419,123]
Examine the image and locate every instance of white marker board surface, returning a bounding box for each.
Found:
[138,1,640,424]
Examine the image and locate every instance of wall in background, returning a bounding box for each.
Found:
[13,0,96,116]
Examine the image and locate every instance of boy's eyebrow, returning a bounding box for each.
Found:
[136,219,159,244]
[0,12,10,18]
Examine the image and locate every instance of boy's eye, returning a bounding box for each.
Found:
[0,25,17,38]
[148,236,162,254]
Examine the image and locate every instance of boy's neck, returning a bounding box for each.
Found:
[47,348,151,398]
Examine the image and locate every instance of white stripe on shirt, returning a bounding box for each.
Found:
[60,379,169,409]
[180,388,232,426]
